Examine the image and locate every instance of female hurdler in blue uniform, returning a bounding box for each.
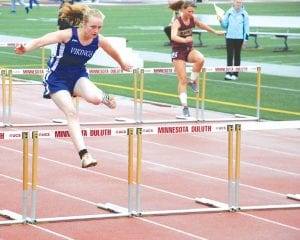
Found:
[15,4,131,168]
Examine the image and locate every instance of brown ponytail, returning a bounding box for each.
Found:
[168,0,185,11]
[59,3,89,27]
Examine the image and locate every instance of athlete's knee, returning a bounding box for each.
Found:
[196,55,205,64]
[178,75,186,84]
[194,57,204,69]
[65,109,79,120]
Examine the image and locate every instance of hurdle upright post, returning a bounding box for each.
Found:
[200,68,207,121]
[234,124,241,210]
[31,131,38,222]
[1,70,7,125]
[195,73,200,121]
[135,128,143,214]
[256,66,261,120]
[127,128,134,214]
[22,132,29,222]
[227,125,234,210]
[139,69,144,123]
[8,70,12,126]
[133,69,138,122]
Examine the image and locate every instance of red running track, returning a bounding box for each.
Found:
[0,84,299,240]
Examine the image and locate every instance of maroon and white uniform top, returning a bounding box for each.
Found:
[172,16,195,50]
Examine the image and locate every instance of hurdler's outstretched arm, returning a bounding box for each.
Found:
[194,16,225,36]
[15,30,71,54]
[99,35,132,72]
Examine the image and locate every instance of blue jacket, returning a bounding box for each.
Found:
[220,6,249,41]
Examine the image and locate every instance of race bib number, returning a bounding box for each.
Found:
[171,51,178,59]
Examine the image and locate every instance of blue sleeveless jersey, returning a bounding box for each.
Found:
[43,27,99,98]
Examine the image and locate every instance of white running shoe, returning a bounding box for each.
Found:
[81,153,97,168]
[231,75,238,80]
[224,74,233,80]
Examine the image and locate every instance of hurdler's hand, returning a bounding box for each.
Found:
[217,15,222,21]
[15,44,26,55]
[215,30,226,36]
[185,36,193,43]
[121,63,133,72]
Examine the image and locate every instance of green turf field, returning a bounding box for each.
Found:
[0,2,299,120]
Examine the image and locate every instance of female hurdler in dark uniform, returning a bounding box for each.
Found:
[171,1,224,117]
[15,4,131,168]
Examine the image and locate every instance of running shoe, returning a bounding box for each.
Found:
[224,74,232,80]
[183,106,190,117]
[81,153,97,168]
[102,94,116,109]
[187,79,199,93]
[224,74,238,81]
[231,75,238,80]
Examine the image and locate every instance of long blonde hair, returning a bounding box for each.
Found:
[59,4,104,27]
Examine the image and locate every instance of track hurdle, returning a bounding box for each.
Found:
[196,121,300,212]
[1,69,12,127]
[0,131,37,225]
[0,126,140,225]
[96,127,141,215]
[138,66,260,123]
[107,121,299,217]
[204,66,261,121]
[235,121,300,211]
[132,123,235,216]
[96,127,145,216]
[138,67,198,123]
[0,68,138,127]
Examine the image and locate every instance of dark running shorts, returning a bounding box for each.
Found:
[171,47,193,62]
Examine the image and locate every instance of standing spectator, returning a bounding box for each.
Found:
[11,0,29,13]
[15,4,131,168]
[218,0,249,80]
[170,0,224,117]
